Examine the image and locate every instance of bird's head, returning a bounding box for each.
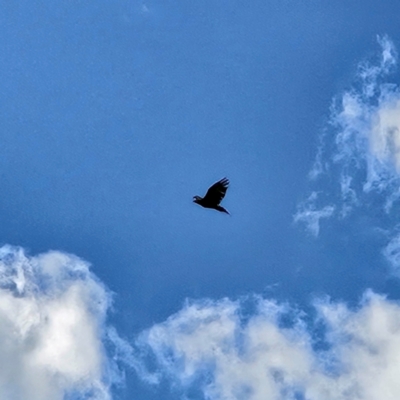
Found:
[193,195,202,203]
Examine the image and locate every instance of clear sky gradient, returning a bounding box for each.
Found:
[1,1,400,399]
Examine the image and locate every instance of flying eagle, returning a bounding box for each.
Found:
[193,177,230,214]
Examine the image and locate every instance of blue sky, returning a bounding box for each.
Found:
[1,1,400,399]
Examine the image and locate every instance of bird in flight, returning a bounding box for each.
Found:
[193,177,230,214]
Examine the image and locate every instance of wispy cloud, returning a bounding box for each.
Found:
[310,36,400,206]
[382,230,400,276]
[331,36,399,201]
[294,192,335,236]
[0,245,131,400]
[136,292,400,400]
[297,36,400,240]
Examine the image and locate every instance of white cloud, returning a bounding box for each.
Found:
[330,36,399,200]
[370,97,400,172]
[297,36,400,238]
[0,245,130,400]
[294,192,335,236]
[137,292,400,400]
[382,231,400,276]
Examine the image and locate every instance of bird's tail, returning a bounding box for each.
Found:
[217,206,230,215]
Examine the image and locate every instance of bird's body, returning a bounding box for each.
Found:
[193,178,230,214]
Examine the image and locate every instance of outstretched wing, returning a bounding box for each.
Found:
[203,178,229,205]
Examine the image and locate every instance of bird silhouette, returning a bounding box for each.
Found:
[193,178,230,214]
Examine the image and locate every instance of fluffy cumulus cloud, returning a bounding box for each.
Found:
[0,245,128,400]
[136,293,400,400]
